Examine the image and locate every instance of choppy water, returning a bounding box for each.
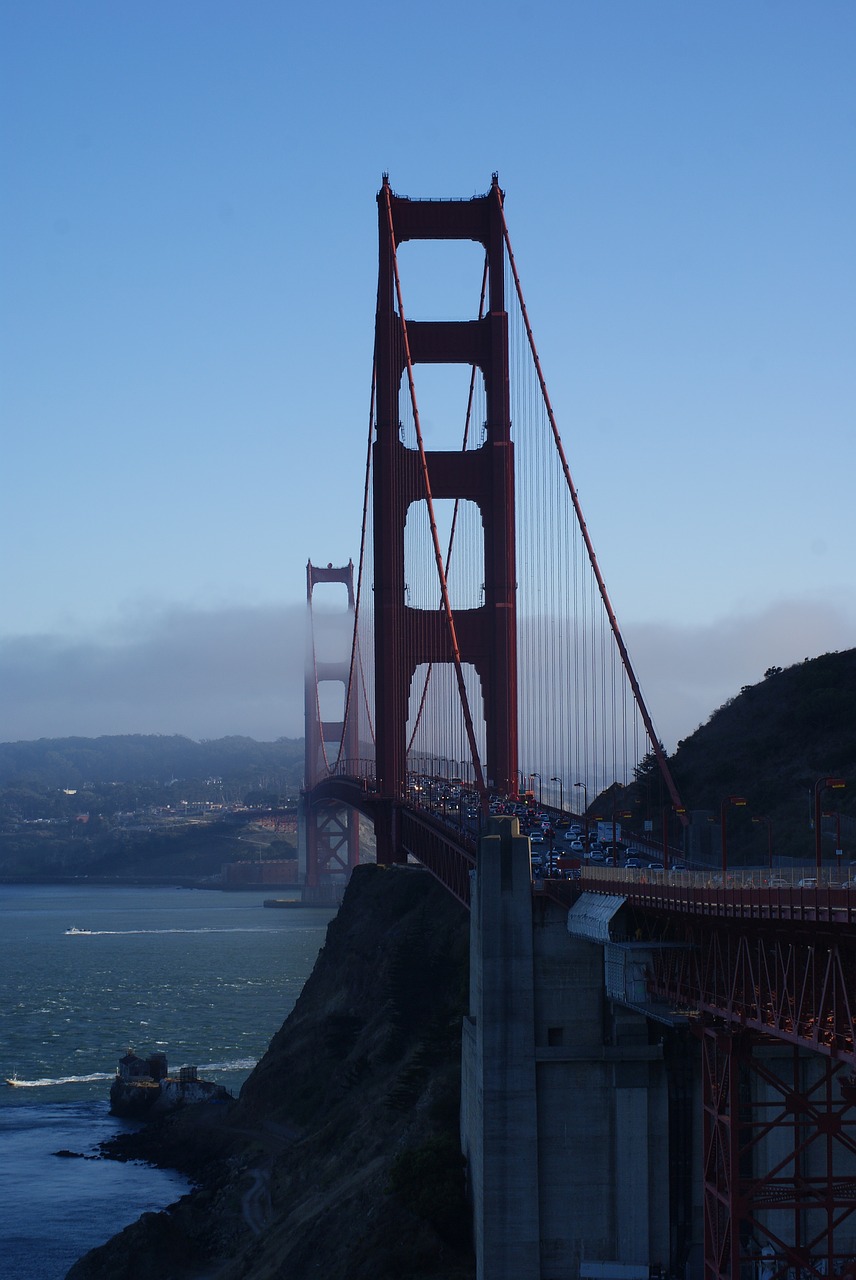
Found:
[0,884,334,1277]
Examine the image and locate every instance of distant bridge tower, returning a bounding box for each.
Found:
[373,175,518,803]
[302,560,360,903]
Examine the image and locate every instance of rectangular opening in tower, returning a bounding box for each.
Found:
[310,608,352,664]
[404,497,484,612]
[398,363,486,453]
[317,680,345,723]
[395,239,487,322]
[406,661,486,782]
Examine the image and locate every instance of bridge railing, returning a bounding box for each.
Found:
[577,861,856,925]
[320,759,380,790]
[582,864,856,891]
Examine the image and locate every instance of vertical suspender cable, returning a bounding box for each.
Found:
[498,202,687,823]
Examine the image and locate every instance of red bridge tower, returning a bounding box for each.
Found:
[373,175,518,804]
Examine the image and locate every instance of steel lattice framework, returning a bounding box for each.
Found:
[699,1025,856,1280]
[607,878,856,1280]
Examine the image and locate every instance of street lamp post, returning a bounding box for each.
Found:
[752,815,774,869]
[531,773,542,807]
[721,795,747,880]
[550,776,564,814]
[574,782,588,846]
[822,810,843,876]
[815,778,846,870]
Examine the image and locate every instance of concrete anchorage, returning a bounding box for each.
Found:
[461,816,673,1280]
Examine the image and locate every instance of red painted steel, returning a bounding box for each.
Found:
[581,872,856,1275]
[373,176,518,803]
[646,918,856,1065]
[304,774,476,905]
[572,875,856,1065]
[700,1026,856,1280]
[381,185,487,803]
[400,809,476,907]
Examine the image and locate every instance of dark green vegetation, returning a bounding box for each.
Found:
[67,865,475,1280]
[632,649,856,864]
[0,735,303,883]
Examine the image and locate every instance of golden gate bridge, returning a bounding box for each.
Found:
[300,176,856,1280]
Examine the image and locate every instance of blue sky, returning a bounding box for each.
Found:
[2,1,854,747]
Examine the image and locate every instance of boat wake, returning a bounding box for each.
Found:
[6,1072,114,1088]
[65,928,280,936]
[7,1060,257,1088]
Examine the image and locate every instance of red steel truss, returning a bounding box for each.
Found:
[700,1025,856,1280]
[645,915,856,1063]
[631,901,856,1280]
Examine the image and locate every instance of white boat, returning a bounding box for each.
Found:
[65,926,93,936]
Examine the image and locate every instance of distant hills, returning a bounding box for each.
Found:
[2,647,854,866]
[0,734,304,793]
[0,734,306,884]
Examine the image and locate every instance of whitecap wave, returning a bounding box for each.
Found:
[199,1058,257,1073]
[7,1062,255,1088]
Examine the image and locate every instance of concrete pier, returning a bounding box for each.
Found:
[461,815,541,1278]
[461,817,671,1280]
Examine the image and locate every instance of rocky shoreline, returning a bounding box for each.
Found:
[66,864,475,1280]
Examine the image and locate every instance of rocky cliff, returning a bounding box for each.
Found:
[66,863,475,1280]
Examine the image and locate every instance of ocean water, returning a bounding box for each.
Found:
[0,884,335,1278]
